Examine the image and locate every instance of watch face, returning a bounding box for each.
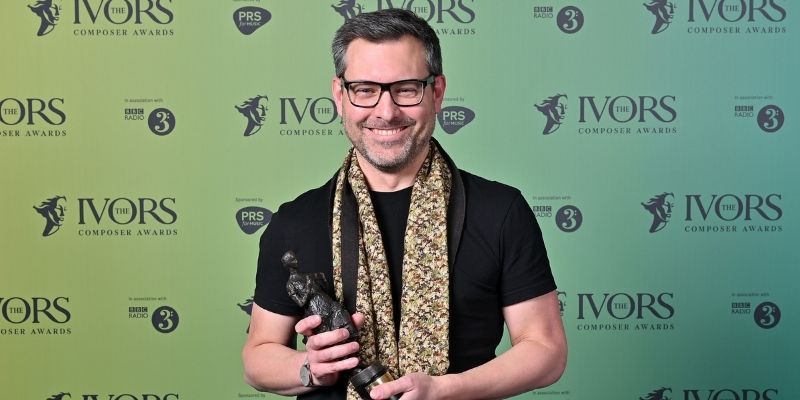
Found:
[300,363,312,387]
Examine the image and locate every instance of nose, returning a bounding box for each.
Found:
[372,89,402,121]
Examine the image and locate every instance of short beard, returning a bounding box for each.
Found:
[358,133,418,172]
[342,110,430,173]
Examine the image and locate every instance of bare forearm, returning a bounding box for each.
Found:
[243,342,311,396]
[437,339,567,400]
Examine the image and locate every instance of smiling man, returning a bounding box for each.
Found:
[243,9,566,400]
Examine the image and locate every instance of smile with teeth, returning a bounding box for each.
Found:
[368,127,405,136]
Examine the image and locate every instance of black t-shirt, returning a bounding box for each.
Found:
[253,170,556,400]
[369,187,412,338]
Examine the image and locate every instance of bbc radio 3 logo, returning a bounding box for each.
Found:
[753,301,781,329]
[555,205,582,232]
[731,294,781,330]
[531,196,583,233]
[535,93,678,136]
[532,5,585,34]
[32,195,178,237]
[28,0,175,37]
[733,98,784,134]
[757,105,784,133]
[124,106,176,136]
[557,6,584,33]
[151,305,179,333]
[128,302,180,333]
[641,192,783,233]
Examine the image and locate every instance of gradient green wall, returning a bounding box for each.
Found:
[2,1,797,399]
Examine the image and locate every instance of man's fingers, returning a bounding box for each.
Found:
[294,315,321,336]
[308,340,359,363]
[311,356,360,377]
[351,312,365,330]
[370,375,410,400]
[305,327,352,350]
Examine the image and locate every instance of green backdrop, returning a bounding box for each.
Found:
[2,1,797,399]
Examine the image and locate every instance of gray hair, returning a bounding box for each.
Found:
[331,8,442,78]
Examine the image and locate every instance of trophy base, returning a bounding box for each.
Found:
[350,362,402,400]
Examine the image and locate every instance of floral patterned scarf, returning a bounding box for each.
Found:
[331,141,451,398]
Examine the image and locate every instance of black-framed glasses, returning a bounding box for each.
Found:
[340,75,435,108]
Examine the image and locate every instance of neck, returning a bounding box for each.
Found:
[355,143,430,192]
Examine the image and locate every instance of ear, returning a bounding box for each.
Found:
[433,74,447,113]
[332,75,344,116]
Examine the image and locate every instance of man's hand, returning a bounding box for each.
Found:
[295,312,364,387]
[369,372,451,400]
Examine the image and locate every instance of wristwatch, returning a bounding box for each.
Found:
[300,358,315,387]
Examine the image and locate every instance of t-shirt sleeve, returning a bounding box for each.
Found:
[499,193,557,307]
[253,210,303,316]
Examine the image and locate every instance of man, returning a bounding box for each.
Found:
[243,9,566,400]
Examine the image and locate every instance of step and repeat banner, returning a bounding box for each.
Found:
[2,1,797,399]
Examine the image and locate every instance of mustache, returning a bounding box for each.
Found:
[359,118,415,129]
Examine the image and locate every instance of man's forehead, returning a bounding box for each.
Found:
[344,36,425,60]
[342,36,427,76]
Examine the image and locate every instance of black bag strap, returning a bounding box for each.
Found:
[340,183,359,314]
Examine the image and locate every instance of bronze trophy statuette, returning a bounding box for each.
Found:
[283,251,401,400]
[284,250,357,339]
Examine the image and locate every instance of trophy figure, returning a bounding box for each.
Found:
[284,250,358,339]
[283,251,400,400]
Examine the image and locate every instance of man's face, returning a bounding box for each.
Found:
[332,36,445,173]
